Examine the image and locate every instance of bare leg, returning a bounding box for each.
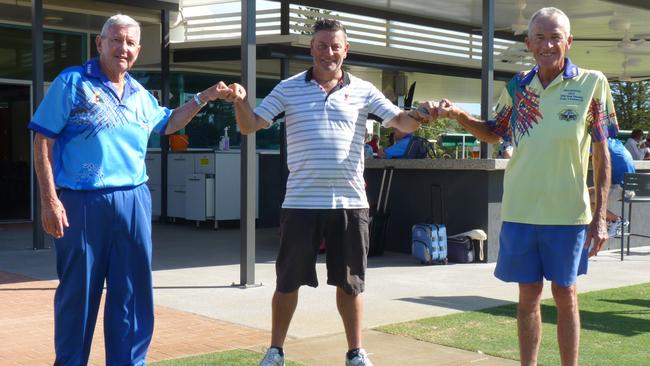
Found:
[518,282,544,366]
[270,289,299,347]
[336,287,363,350]
[552,283,580,366]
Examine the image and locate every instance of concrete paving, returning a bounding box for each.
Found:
[1,222,649,365]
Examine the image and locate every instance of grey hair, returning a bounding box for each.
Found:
[100,14,141,42]
[527,7,571,37]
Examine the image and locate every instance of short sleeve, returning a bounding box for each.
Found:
[28,73,74,138]
[588,73,617,143]
[142,91,172,135]
[487,79,515,142]
[364,84,400,128]
[254,81,285,127]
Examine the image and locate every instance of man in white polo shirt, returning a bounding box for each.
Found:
[225,19,430,366]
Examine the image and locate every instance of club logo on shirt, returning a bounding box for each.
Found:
[559,108,578,122]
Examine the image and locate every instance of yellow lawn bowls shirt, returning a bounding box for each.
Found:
[489,58,617,225]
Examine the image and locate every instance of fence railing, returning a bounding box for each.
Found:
[179,1,532,66]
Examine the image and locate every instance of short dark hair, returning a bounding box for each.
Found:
[632,128,644,139]
[312,19,347,35]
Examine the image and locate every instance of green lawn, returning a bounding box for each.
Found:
[378,283,650,366]
[150,349,304,366]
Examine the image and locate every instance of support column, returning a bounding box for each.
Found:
[160,9,170,223]
[240,0,257,286]
[31,0,46,250]
[481,0,495,159]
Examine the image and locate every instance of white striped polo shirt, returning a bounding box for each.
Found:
[255,68,401,209]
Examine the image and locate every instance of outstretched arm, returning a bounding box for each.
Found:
[225,83,271,135]
[164,81,231,135]
[425,99,501,144]
[384,106,437,133]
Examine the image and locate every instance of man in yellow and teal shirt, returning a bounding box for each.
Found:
[421,7,613,366]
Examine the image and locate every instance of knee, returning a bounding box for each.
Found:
[518,282,543,310]
[552,283,578,309]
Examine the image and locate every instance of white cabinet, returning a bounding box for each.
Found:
[144,151,258,222]
[185,173,215,220]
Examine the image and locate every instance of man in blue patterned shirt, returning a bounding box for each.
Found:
[29,14,229,366]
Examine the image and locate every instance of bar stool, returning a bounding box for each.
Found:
[620,172,650,260]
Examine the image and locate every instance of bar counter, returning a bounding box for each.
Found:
[363,159,650,262]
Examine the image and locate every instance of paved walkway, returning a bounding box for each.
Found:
[0,270,269,365]
[1,222,648,365]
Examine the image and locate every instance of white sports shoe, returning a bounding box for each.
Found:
[345,349,374,366]
[259,347,285,366]
[607,219,629,237]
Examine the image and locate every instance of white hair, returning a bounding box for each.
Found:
[100,14,140,42]
[527,7,571,37]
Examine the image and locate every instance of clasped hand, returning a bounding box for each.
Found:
[413,98,459,123]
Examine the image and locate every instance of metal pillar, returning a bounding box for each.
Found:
[240,0,257,286]
[279,2,290,200]
[480,0,495,159]
[160,9,170,222]
[31,0,46,250]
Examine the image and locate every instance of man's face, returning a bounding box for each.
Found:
[525,15,572,75]
[310,29,349,75]
[96,25,141,78]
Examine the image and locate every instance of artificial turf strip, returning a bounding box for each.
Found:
[378,282,650,366]
[150,349,305,366]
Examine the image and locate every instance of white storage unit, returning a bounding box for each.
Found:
[144,150,258,222]
[166,153,194,219]
[185,173,215,220]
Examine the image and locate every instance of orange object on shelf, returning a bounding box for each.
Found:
[169,134,189,151]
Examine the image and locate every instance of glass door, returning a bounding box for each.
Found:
[0,82,31,221]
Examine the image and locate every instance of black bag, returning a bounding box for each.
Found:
[447,236,474,263]
[404,136,436,159]
[369,168,394,257]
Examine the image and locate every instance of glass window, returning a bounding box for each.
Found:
[130,71,282,150]
[0,24,86,81]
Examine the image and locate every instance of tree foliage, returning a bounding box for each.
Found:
[610,80,650,131]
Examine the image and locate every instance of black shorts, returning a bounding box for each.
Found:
[275,208,370,295]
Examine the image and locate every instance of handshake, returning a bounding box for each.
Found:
[409,99,461,124]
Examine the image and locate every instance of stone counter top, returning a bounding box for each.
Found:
[364,158,650,171]
[364,158,510,170]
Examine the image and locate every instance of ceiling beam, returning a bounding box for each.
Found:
[98,0,178,12]
[173,44,516,81]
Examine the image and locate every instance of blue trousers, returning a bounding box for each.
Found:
[53,184,153,366]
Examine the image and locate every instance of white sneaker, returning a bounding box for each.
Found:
[617,220,630,237]
[607,220,619,237]
[607,219,629,237]
[260,347,285,366]
[346,349,373,366]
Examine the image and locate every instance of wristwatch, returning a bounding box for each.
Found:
[193,92,207,108]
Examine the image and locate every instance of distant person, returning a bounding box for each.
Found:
[224,19,431,366]
[377,129,413,159]
[29,14,229,365]
[589,128,635,237]
[496,141,513,159]
[421,8,614,365]
[624,128,645,160]
[366,134,379,153]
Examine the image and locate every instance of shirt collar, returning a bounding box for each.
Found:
[305,67,351,86]
[83,58,141,99]
[519,57,579,87]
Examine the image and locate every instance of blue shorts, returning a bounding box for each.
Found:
[494,222,589,288]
